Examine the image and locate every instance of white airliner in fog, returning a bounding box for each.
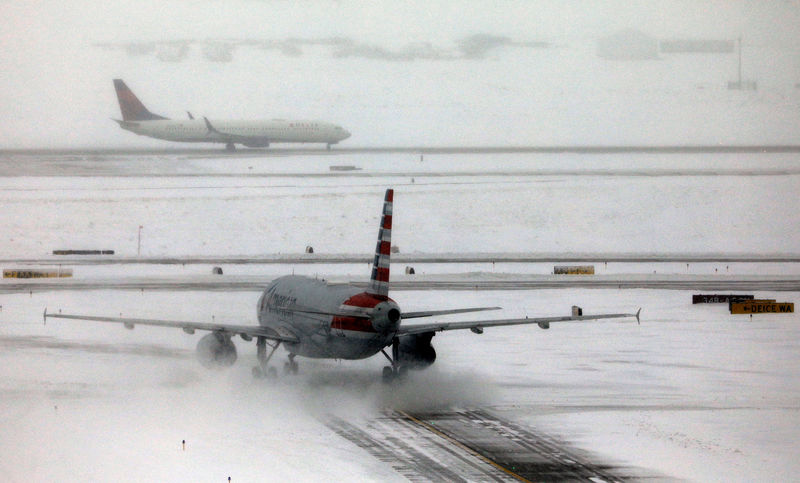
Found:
[112,79,351,151]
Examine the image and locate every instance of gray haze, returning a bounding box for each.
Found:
[1,0,800,148]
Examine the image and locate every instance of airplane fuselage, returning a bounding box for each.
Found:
[257,275,401,360]
[119,119,350,147]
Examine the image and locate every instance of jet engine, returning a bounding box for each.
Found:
[397,332,436,370]
[196,332,237,368]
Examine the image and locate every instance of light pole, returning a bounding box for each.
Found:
[737,36,742,86]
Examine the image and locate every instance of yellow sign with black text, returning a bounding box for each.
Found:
[3,269,73,279]
[730,301,794,314]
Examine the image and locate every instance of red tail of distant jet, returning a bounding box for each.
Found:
[113,79,168,121]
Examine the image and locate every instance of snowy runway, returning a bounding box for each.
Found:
[329,408,653,481]
[1,149,798,481]
[2,285,798,481]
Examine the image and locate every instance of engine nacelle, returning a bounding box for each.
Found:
[397,332,436,370]
[243,141,269,148]
[196,332,237,368]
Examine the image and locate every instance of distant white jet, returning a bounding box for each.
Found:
[112,79,351,151]
[45,189,640,382]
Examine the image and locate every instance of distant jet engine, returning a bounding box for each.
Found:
[397,332,436,370]
[243,141,269,148]
[196,332,237,368]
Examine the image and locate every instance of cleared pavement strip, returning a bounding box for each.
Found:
[3,253,800,265]
[2,274,799,292]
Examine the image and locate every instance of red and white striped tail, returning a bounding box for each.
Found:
[368,189,393,298]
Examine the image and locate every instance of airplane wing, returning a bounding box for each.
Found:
[203,117,268,145]
[396,308,641,336]
[43,309,298,343]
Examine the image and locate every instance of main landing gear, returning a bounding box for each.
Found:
[252,337,280,378]
[284,353,299,375]
[225,142,236,152]
[252,337,299,379]
[380,337,407,383]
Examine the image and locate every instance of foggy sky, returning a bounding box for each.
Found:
[1,1,799,148]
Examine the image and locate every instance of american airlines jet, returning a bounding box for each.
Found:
[45,189,640,382]
[112,79,351,151]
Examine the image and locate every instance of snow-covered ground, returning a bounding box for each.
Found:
[1,287,798,481]
[0,150,799,481]
[1,151,799,258]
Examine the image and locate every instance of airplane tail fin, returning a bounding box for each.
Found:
[113,79,168,121]
[367,189,393,298]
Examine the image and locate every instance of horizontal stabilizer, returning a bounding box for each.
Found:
[402,306,501,319]
[274,305,372,319]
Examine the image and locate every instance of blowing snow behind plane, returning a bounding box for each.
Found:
[112,79,351,151]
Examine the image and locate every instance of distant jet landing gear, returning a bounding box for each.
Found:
[252,337,281,378]
[326,143,332,150]
[225,142,236,152]
[380,337,407,383]
[283,353,299,375]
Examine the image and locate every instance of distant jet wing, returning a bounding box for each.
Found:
[43,309,299,343]
[203,116,268,145]
[396,309,641,336]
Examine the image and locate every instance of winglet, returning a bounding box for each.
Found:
[635,308,641,325]
[203,116,219,134]
[43,307,47,325]
[187,111,194,120]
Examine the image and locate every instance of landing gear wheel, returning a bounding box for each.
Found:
[397,365,409,379]
[287,353,299,375]
[225,142,236,152]
[255,337,281,379]
[284,360,299,375]
[382,366,394,383]
[326,143,332,150]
